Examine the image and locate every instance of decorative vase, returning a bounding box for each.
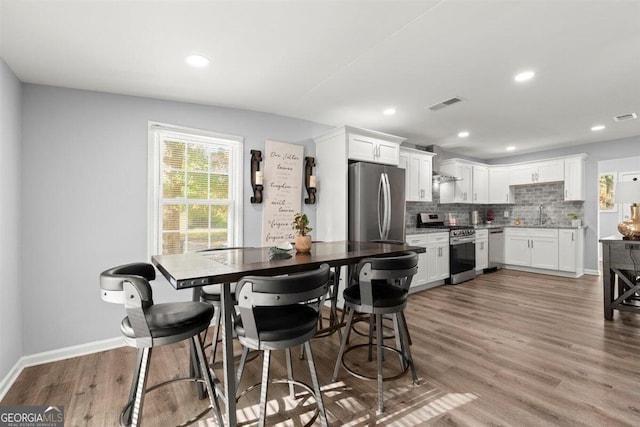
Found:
[618,205,640,240]
[294,234,312,253]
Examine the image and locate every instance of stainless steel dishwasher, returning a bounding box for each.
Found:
[488,228,504,269]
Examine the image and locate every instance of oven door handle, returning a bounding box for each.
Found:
[450,237,476,245]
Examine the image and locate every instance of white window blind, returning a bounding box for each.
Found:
[148,123,243,255]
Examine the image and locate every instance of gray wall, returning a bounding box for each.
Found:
[0,59,23,380]
[20,84,331,354]
[489,136,640,272]
[598,156,640,245]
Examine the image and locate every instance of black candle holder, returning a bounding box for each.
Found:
[304,156,316,205]
[250,149,263,204]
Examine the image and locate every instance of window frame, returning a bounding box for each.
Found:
[147,121,244,257]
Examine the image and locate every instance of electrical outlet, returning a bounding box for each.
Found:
[504,211,510,218]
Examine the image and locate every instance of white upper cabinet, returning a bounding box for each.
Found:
[488,166,513,204]
[509,159,564,185]
[564,155,587,201]
[399,148,434,202]
[348,132,402,165]
[440,160,473,203]
[472,165,489,204]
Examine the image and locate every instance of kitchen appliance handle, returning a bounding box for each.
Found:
[450,236,476,245]
[377,173,384,240]
[382,172,391,240]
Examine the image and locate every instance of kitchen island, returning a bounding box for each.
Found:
[599,236,640,320]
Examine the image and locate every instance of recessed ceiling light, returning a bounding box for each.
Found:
[458,131,470,138]
[514,70,535,82]
[185,54,210,68]
[506,146,516,151]
[383,108,396,116]
[591,125,605,131]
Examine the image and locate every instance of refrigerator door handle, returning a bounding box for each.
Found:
[382,172,391,240]
[377,173,384,240]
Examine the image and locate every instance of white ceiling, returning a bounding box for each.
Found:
[1,0,639,159]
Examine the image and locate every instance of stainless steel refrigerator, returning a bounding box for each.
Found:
[348,162,406,242]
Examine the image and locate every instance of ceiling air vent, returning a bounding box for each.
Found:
[614,112,637,122]
[428,97,463,111]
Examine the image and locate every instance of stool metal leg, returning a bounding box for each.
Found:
[193,335,224,426]
[332,307,354,382]
[210,306,222,365]
[367,315,374,362]
[397,310,418,384]
[305,341,329,427]
[236,346,250,388]
[122,348,145,426]
[393,314,406,370]
[375,314,384,413]
[285,348,295,398]
[131,347,151,427]
[259,350,271,427]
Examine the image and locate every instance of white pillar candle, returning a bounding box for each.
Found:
[309,175,317,188]
[255,170,263,185]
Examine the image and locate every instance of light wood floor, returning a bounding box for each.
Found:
[3,269,640,426]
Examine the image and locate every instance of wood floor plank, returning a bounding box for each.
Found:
[3,269,640,426]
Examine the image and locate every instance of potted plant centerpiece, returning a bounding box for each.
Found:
[292,212,312,253]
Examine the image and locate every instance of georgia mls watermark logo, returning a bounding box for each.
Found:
[0,405,64,427]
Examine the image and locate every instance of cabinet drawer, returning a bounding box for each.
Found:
[505,228,530,237]
[475,229,489,239]
[531,229,558,238]
[427,233,449,244]
[406,235,428,246]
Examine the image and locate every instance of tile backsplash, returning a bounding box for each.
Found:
[406,182,584,228]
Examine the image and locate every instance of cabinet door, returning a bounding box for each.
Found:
[489,166,513,204]
[406,235,428,286]
[376,140,400,165]
[530,236,559,270]
[348,134,376,162]
[564,157,585,201]
[437,244,450,280]
[537,160,564,183]
[504,233,531,266]
[458,164,473,202]
[472,165,489,204]
[400,153,419,201]
[475,238,489,271]
[418,154,433,201]
[509,164,535,185]
[426,245,440,283]
[558,229,577,272]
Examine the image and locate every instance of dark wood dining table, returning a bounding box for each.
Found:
[151,240,424,426]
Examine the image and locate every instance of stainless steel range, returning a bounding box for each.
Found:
[417,213,476,284]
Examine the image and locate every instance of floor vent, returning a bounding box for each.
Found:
[614,112,637,122]
[428,97,463,111]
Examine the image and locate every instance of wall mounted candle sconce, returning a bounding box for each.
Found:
[250,149,263,203]
[304,156,317,204]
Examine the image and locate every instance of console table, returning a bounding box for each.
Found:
[599,236,640,320]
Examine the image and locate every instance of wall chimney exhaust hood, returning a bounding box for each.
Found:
[424,145,461,183]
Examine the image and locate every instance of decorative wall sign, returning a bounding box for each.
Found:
[261,140,303,246]
[599,172,617,212]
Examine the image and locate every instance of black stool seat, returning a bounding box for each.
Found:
[343,282,407,308]
[235,305,318,342]
[120,302,213,341]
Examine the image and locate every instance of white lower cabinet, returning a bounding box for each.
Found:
[558,228,584,274]
[406,232,449,289]
[426,233,450,283]
[475,229,489,272]
[406,234,429,288]
[504,228,559,270]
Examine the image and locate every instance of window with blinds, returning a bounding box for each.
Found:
[148,123,243,255]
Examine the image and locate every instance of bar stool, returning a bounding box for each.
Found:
[99,263,223,427]
[332,252,419,413]
[234,264,331,427]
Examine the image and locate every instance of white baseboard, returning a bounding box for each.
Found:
[584,269,600,276]
[0,336,124,401]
